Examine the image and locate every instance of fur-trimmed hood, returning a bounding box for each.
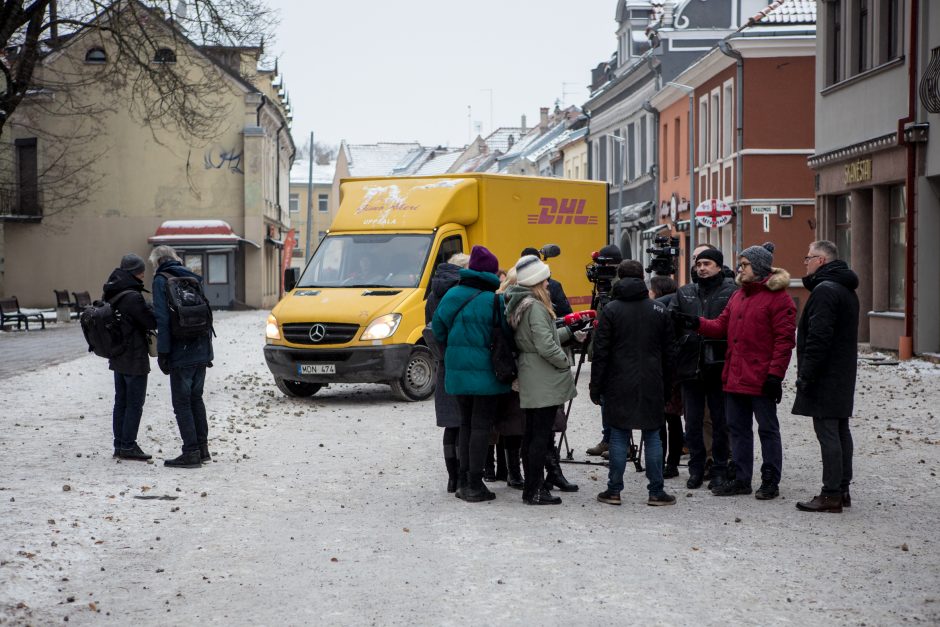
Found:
[738,267,790,294]
[504,284,541,329]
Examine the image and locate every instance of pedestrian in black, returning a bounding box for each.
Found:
[591,260,676,506]
[668,244,736,490]
[650,274,684,479]
[425,252,469,493]
[104,253,157,460]
[793,240,859,514]
[150,245,214,469]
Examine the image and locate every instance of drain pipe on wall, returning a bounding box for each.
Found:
[719,40,744,258]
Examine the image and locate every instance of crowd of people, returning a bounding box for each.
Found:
[430,239,860,513]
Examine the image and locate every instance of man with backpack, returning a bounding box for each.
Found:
[99,254,157,460]
[149,245,214,469]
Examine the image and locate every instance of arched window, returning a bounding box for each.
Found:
[85,47,107,64]
[153,48,177,64]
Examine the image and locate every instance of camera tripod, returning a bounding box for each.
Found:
[556,286,644,472]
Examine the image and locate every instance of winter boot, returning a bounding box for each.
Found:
[586,440,609,456]
[454,472,470,500]
[164,451,202,468]
[461,472,496,503]
[505,446,524,490]
[524,487,561,505]
[495,441,508,482]
[663,464,680,479]
[199,443,211,462]
[444,444,460,494]
[544,447,579,492]
[755,468,779,500]
[707,467,726,491]
[796,494,843,513]
[117,443,152,461]
[483,446,497,482]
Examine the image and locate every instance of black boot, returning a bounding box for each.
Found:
[444,445,460,494]
[164,451,202,468]
[461,472,496,503]
[483,446,497,482]
[505,446,524,490]
[495,441,508,482]
[524,487,562,505]
[454,472,470,500]
[544,446,578,492]
[199,443,211,462]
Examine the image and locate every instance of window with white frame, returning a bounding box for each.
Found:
[289,193,299,213]
[698,97,708,167]
[709,91,720,163]
[318,193,328,212]
[722,82,734,158]
[639,116,647,178]
[888,184,906,311]
[627,124,636,181]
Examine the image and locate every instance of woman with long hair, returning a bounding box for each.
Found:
[504,255,577,505]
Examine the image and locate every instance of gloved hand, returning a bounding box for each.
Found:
[157,353,171,375]
[573,329,589,343]
[589,388,602,406]
[671,310,700,330]
[762,374,783,404]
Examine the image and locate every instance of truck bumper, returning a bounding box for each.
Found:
[263,344,412,384]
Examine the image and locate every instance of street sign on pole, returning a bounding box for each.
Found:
[694,199,733,228]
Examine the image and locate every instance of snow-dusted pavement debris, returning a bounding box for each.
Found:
[1,311,938,625]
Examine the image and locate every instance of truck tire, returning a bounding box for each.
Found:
[390,345,435,401]
[274,377,322,398]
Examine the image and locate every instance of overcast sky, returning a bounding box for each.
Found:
[265,1,618,150]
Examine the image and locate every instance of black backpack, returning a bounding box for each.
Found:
[159,272,213,338]
[80,290,135,358]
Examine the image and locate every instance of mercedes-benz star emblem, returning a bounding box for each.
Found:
[308,323,327,343]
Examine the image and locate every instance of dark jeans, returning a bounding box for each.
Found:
[600,402,610,443]
[660,413,684,468]
[608,428,665,496]
[725,393,782,485]
[523,405,557,497]
[112,372,148,449]
[170,365,208,454]
[813,417,853,496]
[456,395,496,478]
[682,377,729,477]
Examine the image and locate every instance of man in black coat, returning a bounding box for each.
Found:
[590,260,676,507]
[668,244,736,490]
[103,254,157,461]
[793,240,859,514]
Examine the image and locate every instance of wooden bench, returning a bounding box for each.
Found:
[0,296,46,330]
[54,289,78,321]
[72,291,92,313]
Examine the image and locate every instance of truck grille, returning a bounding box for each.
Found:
[282,322,360,345]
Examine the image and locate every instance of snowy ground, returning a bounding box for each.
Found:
[1,310,938,626]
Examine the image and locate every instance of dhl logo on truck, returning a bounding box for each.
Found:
[527,197,598,226]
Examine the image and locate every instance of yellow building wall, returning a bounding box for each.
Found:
[288,181,336,269]
[562,139,589,180]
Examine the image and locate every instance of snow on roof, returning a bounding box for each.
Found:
[409,149,464,176]
[148,220,248,244]
[749,0,816,25]
[290,159,336,185]
[484,127,525,153]
[345,142,424,177]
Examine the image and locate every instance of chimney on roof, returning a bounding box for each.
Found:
[521,114,527,134]
[539,107,549,134]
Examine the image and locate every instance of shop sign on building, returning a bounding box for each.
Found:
[695,199,733,228]
[844,158,873,185]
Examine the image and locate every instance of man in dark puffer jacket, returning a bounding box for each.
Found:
[102,253,156,461]
[793,240,860,514]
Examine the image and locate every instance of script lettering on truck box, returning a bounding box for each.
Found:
[528,197,598,226]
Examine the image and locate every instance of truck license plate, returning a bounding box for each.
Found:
[298,364,336,375]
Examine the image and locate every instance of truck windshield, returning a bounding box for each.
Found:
[297,234,433,288]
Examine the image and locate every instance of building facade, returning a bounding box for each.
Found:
[288,159,336,269]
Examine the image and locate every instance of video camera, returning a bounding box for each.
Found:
[585,245,622,301]
[645,235,681,276]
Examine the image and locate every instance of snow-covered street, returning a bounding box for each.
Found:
[1,310,938,625]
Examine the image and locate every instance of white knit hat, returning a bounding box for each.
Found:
[515,255,550,287]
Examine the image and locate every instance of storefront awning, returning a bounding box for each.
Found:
[610,201,654,227]
[148,220,261,249]
[641,223,669,241]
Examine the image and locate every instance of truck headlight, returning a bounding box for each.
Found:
[360,313,401,341]
[265,314,281,340]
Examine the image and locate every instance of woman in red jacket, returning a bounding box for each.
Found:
[678,242,796,500]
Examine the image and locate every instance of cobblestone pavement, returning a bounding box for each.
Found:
[0,320,88,380]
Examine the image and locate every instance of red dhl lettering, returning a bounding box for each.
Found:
[527,197,598,226]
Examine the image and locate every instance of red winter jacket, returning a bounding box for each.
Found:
[697,268,796,396]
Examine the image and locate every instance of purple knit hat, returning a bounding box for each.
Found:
[469,245,499,275]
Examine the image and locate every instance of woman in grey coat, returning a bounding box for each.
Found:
[504,255,578,505]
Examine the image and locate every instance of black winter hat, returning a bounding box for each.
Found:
[120,253,146,275]
[695,247,724,268]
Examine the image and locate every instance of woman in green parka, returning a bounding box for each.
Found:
[504,255,577,505]
[432,246,511,503]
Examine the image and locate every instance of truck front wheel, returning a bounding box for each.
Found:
[274,377,322,398]
[390,345,435,401]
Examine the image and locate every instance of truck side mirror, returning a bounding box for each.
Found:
[284,268,299,292]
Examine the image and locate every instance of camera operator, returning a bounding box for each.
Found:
[521,247,572,317]
[590,260,676,506]
[667,244,736,490]
[583,244,622,458]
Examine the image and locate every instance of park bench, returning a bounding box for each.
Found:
[72,291,92,314]
[0,296,46,330]
[53,289,78,321]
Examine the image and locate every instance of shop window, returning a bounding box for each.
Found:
[208,253,228,284]
[888,185,906,311]
[318,193,328,212]
[289,193,299,213]
[183,254,203,275]
[835,195,852,268]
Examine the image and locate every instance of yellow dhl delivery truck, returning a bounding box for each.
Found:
[263,173,608,401]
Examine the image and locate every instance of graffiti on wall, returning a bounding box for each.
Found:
[204,145,243,173]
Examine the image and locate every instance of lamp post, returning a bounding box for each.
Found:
[607,134,627,253]
[666,81,696,270]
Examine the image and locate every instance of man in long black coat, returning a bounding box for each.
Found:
[792,240,859,514]
[590,260,675,507]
